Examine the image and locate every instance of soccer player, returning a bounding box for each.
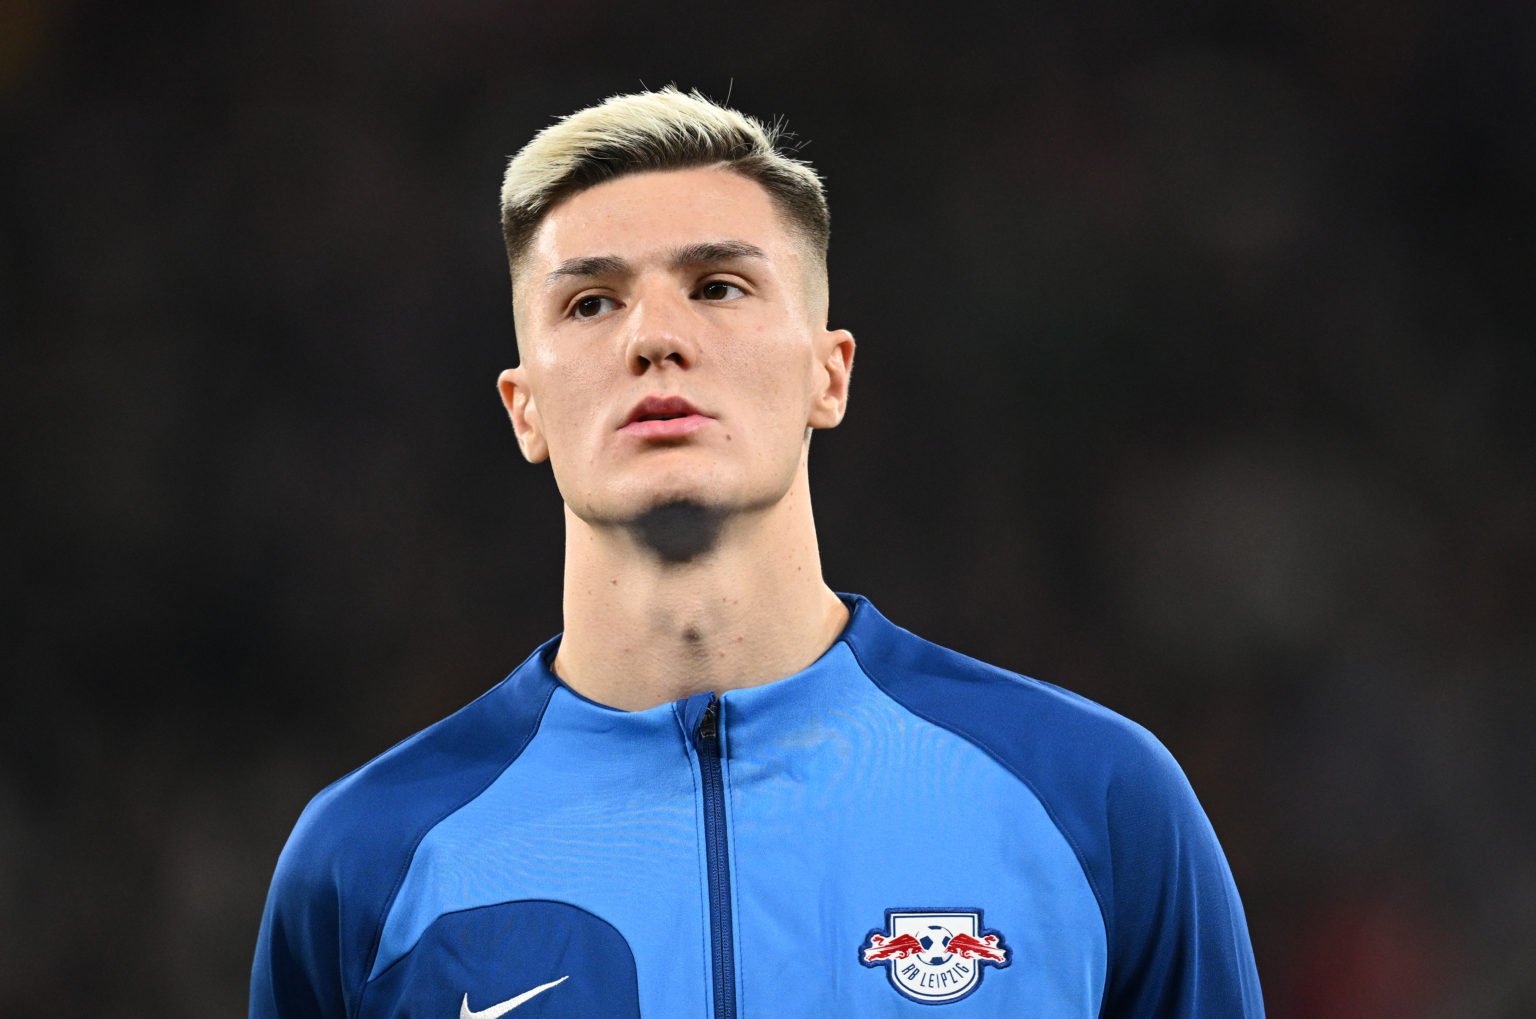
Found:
[251,88,1264,1017]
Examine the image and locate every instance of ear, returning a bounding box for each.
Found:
[498,366,549,463]
[808,328,856,430]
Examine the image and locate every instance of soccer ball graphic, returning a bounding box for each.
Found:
[916,925,954,966]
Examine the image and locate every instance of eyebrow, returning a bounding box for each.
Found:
[671,240,768,268]
[543,254,628,288]
[543,240,768,289]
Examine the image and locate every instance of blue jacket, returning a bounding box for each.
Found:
[251,594,1263,1017]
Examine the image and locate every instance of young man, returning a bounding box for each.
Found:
[251,89,1264,1017]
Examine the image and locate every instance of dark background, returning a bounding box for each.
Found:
[5,1,1534,1015]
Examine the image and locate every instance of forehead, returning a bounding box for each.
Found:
[523,166,799,279]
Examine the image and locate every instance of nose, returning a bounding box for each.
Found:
[624,289,697,374]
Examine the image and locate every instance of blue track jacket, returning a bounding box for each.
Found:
[251,595,1264,1017]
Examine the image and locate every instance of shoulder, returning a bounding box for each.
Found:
[839,597,1205,928]
[256,646,560,1012]
[840,595,1181,810]
[840,595,1264,1016]
[284,654,558,884]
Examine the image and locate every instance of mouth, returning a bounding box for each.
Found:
[621,394,713,439]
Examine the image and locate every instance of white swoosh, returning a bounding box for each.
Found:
[460,975,569,1019]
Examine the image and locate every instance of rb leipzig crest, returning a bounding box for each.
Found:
[860,908,1009,1004]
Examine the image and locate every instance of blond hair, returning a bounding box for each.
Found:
[500,88,829,284]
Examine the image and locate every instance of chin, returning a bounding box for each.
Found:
[632,488,730,520]
[566,484,728,529]
[621,467,735,516]
[561,461,793,528]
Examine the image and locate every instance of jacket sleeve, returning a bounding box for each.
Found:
[1097,731,1265,1018]
[249,816,351,1019]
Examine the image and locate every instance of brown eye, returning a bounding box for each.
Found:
[573,295,616,319]
[698,281,745,302]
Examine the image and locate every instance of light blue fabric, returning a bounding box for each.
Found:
[372,686,712,1016]
[253,595,1262,1017]
[722,643,1105,1015]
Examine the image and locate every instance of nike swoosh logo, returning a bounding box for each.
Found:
[460,975,569,1019]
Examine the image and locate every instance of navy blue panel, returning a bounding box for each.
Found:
[359,899,640,1019]
[250,641,561,1019]
[840,596,1265,1018]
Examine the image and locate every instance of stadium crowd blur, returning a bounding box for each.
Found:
[5,1,1533,1015]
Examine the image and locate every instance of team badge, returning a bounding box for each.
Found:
[860,908,1009,1004]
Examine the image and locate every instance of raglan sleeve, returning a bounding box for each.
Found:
[1098,728,1265,1019]
[250,805,352,1019]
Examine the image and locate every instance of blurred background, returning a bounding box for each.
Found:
[4,0,1533,1015]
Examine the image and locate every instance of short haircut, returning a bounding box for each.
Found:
[500,88,829,288]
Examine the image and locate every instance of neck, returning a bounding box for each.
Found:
[554,469,848,711]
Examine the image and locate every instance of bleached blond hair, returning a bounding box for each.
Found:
[500,88,829,286]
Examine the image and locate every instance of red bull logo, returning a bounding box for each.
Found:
[862,932,927,961]
[859,909,1010,1004]
[945,932,1008,962]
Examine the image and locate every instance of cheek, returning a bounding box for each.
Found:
[735,332,817,416]
[532,360,613,456]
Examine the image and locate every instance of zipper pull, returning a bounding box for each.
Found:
[697,696,720,752]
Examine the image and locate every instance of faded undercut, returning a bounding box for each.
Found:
[499,88,829,291]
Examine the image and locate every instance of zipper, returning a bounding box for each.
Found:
[695,696,737,1019]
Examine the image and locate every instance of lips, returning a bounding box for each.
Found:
[620,394,713,439]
